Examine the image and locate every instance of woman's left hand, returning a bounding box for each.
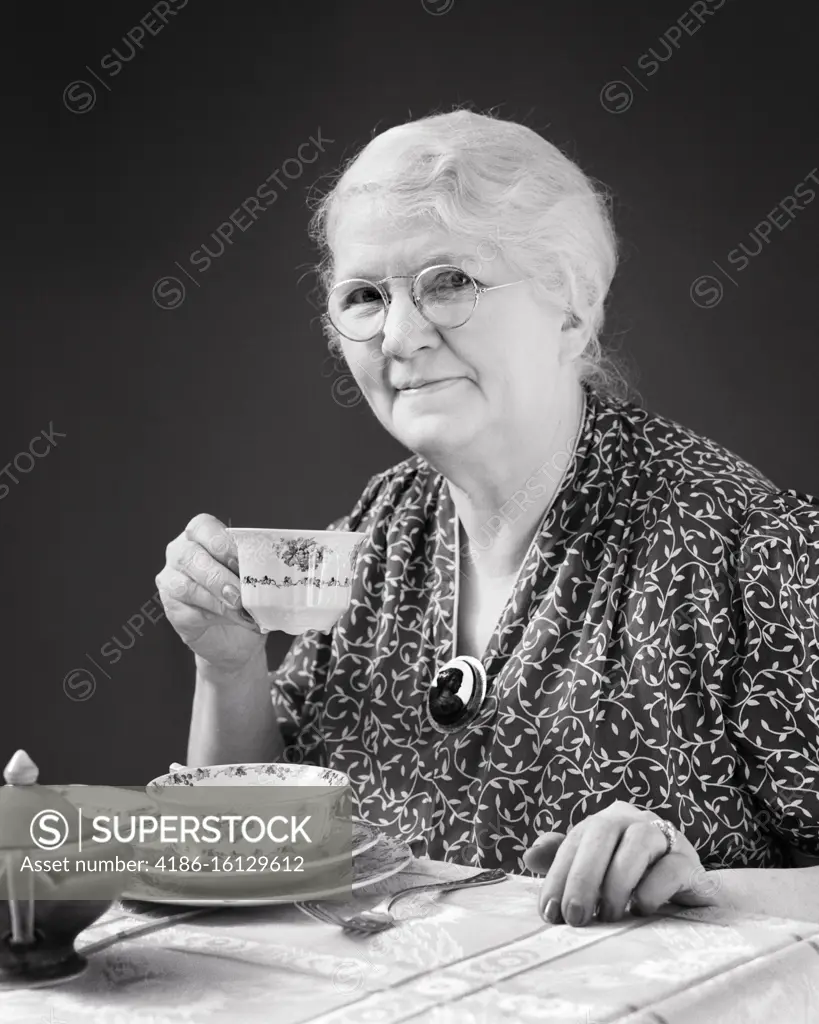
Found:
[522,800,719,927]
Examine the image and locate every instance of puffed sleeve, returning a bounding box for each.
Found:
[728,487,819,858]
[269,468,393,762]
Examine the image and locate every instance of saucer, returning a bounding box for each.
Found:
[120,828,409,907]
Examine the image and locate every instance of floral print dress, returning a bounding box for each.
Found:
[270,385,819,873]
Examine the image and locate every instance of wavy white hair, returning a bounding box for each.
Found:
[309,108,626,397]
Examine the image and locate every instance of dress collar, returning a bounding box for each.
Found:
[427,383,606,674]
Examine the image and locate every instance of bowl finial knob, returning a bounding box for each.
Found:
[3,751,39,786]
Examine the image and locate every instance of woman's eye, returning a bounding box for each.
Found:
[344,286,382,308]
[437,270,470,290]
[427,270,472,294]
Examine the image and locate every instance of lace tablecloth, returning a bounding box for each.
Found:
[3,857,819,1023]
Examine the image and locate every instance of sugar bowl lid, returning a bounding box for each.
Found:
[0,750,80,852]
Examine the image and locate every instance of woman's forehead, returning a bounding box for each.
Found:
[331,206,474,281]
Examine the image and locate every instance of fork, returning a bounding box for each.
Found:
[295,868,507,935]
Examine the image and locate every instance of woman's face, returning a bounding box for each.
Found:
[330,197,578,464]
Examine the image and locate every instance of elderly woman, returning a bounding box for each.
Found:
[157,110,819,928]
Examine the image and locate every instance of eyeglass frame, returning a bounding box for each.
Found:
[323,263,533,343]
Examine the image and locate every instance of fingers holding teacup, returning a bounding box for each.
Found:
[184,512,240,574]
[156,566,249,627]
[158,514,260,636]
[158,530,265,671]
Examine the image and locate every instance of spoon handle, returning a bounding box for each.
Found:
[383,868,507,913]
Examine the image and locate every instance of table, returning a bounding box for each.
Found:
[3,857,819,1023]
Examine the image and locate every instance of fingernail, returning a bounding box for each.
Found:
[239,608,257,626]
[222,584,241,608]
[566,901,586,927]
[228,557,240,574]
[543,898,561,924]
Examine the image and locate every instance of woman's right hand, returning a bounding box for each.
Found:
[156,513,265,674]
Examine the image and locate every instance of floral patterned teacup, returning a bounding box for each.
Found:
[144,762,351,869]
[228,528,366,635]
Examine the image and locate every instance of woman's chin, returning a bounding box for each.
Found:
[393,414,474,458]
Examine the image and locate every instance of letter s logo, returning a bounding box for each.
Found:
[30,810,70,850]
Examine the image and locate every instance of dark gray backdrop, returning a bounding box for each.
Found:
[4,0,818,783]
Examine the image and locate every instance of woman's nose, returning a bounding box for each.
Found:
[380,291,437,359]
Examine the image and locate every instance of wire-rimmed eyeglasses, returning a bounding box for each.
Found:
[324,264,531,343]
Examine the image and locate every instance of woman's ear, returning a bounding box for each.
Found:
[559,312,587,364]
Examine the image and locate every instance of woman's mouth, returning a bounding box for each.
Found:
[396,379,464,396]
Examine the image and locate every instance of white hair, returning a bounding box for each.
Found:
[309,108,626,397]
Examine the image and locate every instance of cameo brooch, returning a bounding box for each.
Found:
[426,655,488,734]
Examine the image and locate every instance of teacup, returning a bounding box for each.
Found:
[228,527,365,635]
[145,762,350,868]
